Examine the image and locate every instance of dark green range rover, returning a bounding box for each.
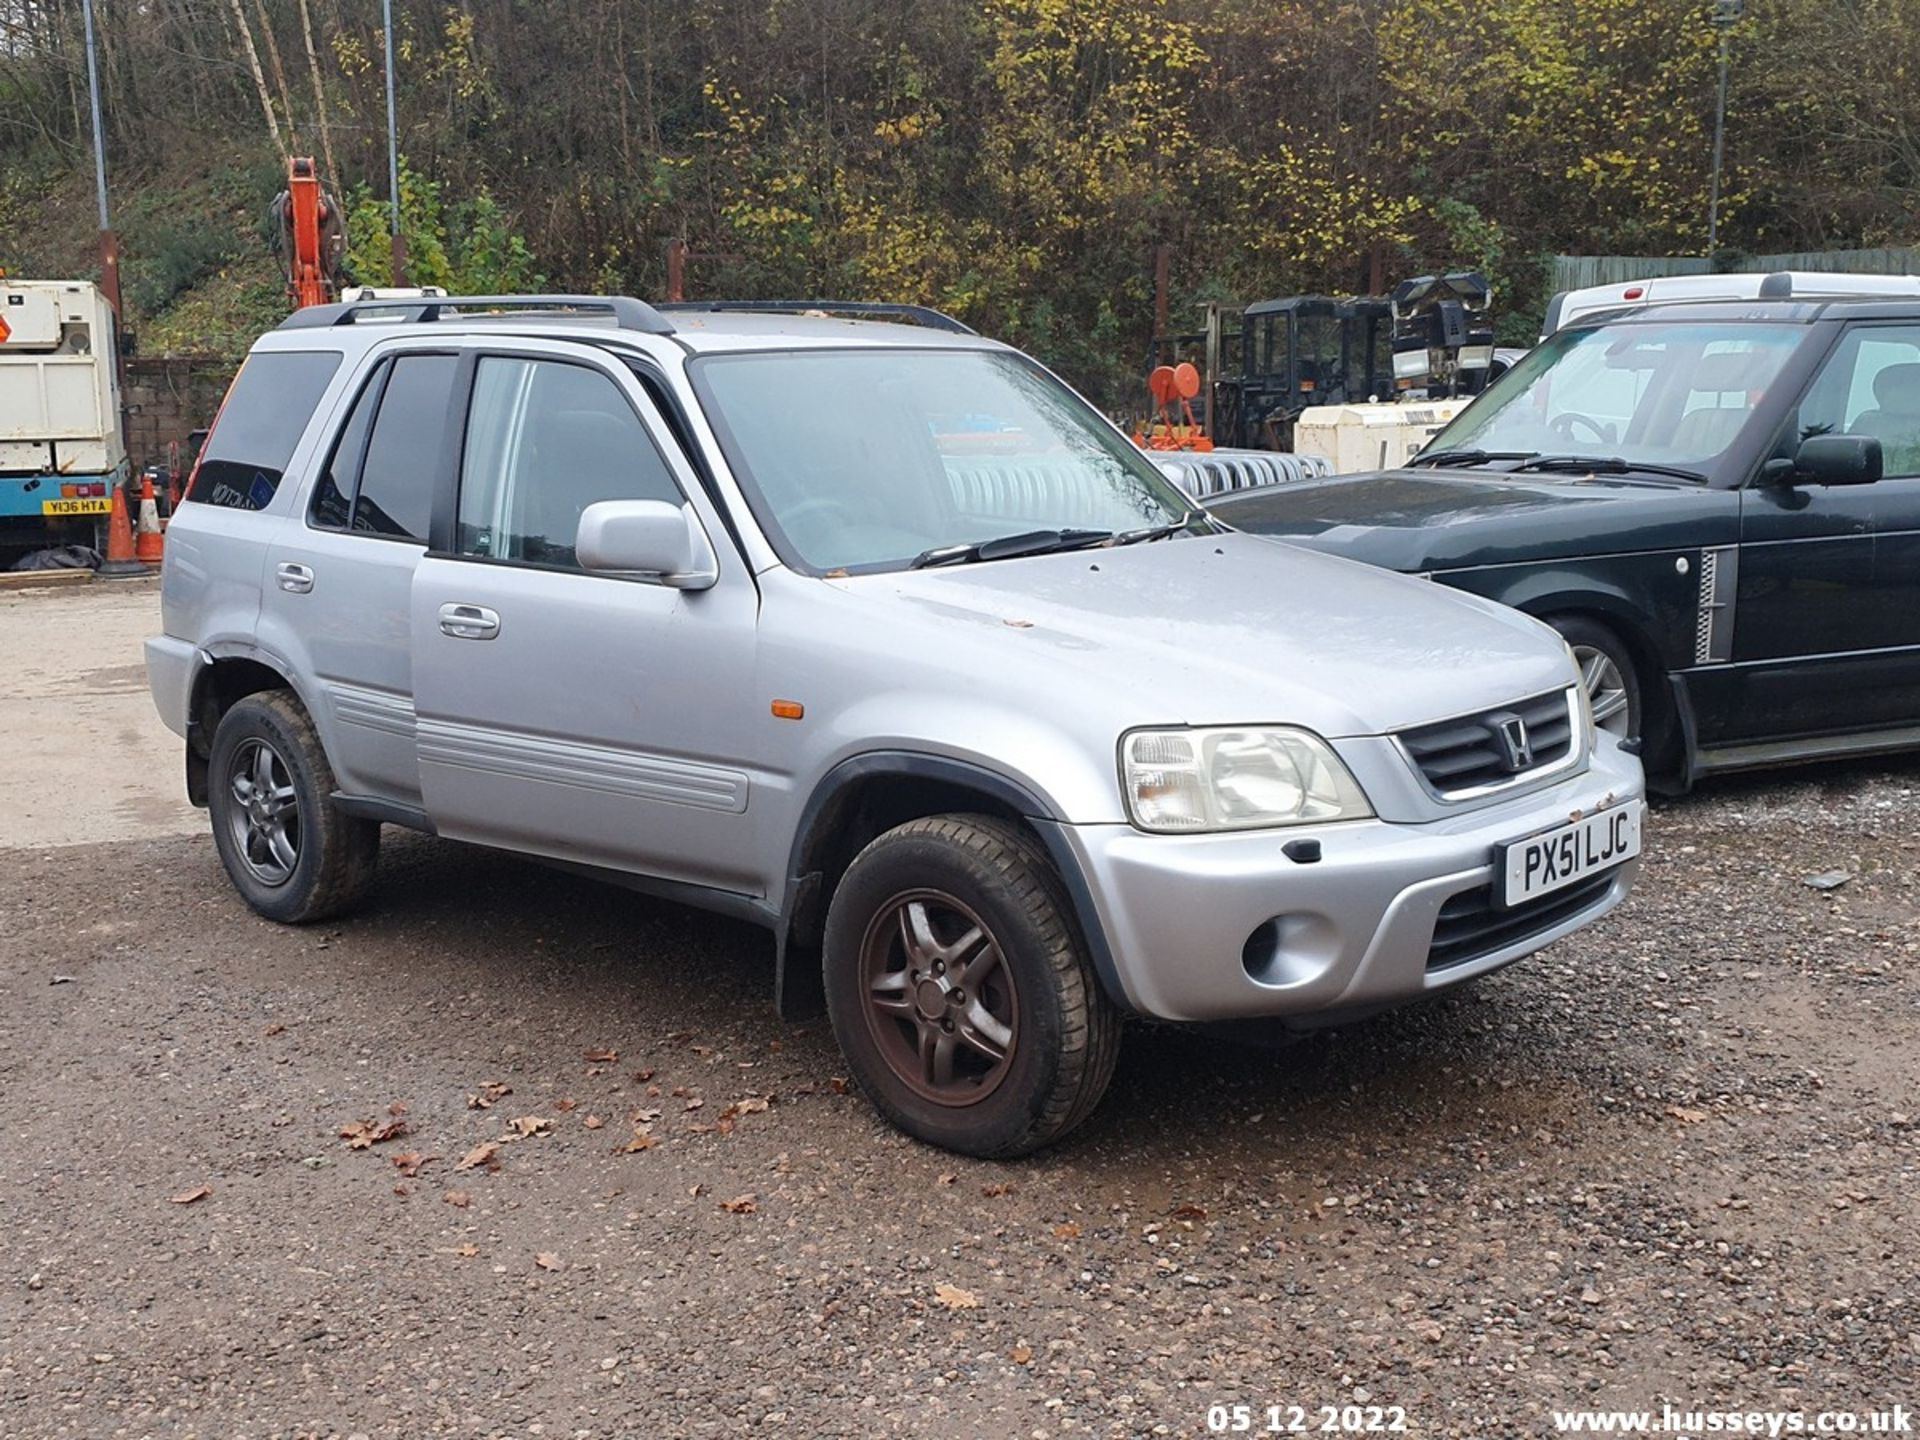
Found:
[1211,292,1920,792]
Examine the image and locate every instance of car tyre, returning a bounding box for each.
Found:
[823,813,1121,1158]
[1549,615,1641,742]
[207,690,379,924]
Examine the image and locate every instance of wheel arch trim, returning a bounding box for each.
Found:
[775,750,1133,1019]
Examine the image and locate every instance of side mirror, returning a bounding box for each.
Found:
[1793,434,1882,487]
[575,499,719,590]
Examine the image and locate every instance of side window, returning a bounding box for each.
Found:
[351,354,458,542]
[188,350,342,510]
[1796,326,1920,477]
[309,364,383,530]
[455,357,684,569]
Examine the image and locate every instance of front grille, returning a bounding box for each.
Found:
[1396,689,1575,797]
[1426,870,1615,971]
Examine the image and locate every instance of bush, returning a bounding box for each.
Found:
[126,221,241,316]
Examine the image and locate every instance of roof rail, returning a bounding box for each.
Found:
[277,293,676,336]
[656,300,975,335]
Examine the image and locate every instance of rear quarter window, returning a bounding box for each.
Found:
[187,350,343,510]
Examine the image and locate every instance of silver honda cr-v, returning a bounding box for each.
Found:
[146,294,1646,1157]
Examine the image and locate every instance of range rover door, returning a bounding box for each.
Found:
[1727,322,1920,744]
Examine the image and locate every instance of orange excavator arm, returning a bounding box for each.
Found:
[272,157,346,309]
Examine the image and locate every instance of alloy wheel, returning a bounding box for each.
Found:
[225,737,301,886]
[858,890,1019,1106]
[1573,643,1632,736]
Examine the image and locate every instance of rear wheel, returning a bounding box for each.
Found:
[207,691,379,923]
[823,814,1120,1158]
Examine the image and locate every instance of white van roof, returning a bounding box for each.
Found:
[1540,271,1920,339]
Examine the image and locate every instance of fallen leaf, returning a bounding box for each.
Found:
[386,1101,409,1117]
[506,1116,551,1138]
[389,1152,435,1178]
[933,1282,980,1310]
[718,1097,770,1121]
[454,1142,501,1173]
[937,1173,957,1186]
[1053,1222,1081,1240]
[631,1108,662,1124]
[633,1068,656,1083]
[981,1182,1014,1198]
[619,1133,659,1154]
[683,1097,705,1112]
[262,1023,285,1037]
[828,1076,850,1095]
[670,1085,692,1098]
[1665,1105,1709,1125]
[448,1243,479,1258]
[1171,1203,1209,1221]
[444,1189,472,1208]
[168,1186,211,1205]
[719,1193,758,1214]
[583,1048,618,1063]
[535,1252,561,1271]
[1010,1343,1033,1365]
[583,1115,605,1130]
[467,1082,513,1110]
[554,1098,579,1113]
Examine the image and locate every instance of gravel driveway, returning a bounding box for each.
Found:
[0,584,1914,1437]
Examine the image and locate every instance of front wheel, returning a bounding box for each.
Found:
[822,814,1121,1158]
[207,691,379,923]
[1549,615,1640,741]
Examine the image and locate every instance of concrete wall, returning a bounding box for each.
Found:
[121,356,236,473]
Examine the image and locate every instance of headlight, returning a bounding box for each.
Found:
[1120,726,1374,834]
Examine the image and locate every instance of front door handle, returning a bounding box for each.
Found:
[276,561,314,594]
[438,602,500,640]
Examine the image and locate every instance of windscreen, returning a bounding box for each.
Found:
[696,349,1194,572]
[1426,321,1811,472]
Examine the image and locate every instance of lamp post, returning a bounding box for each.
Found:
[78,0,120,319]
[1707,0,1744,256]
[382,0,407,284]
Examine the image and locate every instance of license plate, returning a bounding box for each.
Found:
[1499,804,1642,907]
[41,497,111,516]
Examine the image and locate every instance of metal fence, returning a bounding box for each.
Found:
[1552,249,1920,292]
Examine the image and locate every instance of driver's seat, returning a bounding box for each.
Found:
[1848,362,1920,476]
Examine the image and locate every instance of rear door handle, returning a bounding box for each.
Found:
[276,561,314,594]
[438,602,500,640]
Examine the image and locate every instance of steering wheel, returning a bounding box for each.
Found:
[1549,411,1614,446]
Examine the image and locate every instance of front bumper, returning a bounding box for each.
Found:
[1055,734,1645,1023]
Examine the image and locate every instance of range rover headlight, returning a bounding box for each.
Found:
[1120,727,1374,834]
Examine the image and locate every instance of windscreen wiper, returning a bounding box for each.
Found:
[1509,454,1706,482]
[1405,449,1537,468]
[909,527,1114,569]
[1111,508,1205,545]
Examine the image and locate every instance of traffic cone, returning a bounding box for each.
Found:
[98,481,149,579]
[133,473,166,565]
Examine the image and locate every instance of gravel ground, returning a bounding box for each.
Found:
[1,757,1915,1438]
